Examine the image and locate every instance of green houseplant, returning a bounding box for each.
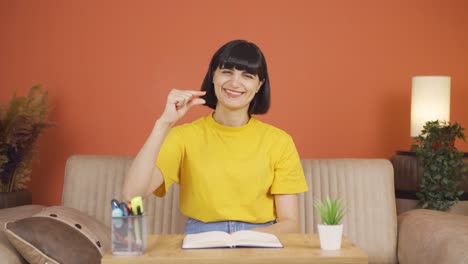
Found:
[413,120,467,211]
[314,196,346,250]
[0,85,54,197]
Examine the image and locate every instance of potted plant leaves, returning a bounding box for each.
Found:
[412,120,467,211]
[0,85,54,208]
[314,196,345,250]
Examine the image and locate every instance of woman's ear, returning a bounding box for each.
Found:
[257,79,265,92]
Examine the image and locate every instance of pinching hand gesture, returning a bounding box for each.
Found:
[160,89,206,124]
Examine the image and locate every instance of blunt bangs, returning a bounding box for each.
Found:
[216,43,265,80]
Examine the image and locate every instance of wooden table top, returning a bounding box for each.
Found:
[101,233,368,264]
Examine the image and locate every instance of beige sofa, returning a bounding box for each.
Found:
[1,155,467,264]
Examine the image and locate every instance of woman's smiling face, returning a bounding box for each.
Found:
[212,67,264,112]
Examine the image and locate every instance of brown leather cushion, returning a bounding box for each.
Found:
[4,206,110,264]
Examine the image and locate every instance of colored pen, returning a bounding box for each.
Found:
[131,196,144,215]
[111,199,120,210]
[119,202,130,216]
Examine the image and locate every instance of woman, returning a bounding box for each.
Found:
[122,40,308,234]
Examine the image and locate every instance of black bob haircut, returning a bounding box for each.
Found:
[200,40,271,115]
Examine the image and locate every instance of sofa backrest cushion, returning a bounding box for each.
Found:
[300,159,397,264]
[62,155,397,264]
[62,155,186,234]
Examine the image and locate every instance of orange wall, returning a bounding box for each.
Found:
[1,0,468,206]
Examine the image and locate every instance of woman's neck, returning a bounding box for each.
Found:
[212,108,250,127]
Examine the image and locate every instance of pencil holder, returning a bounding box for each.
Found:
[111,215,147,255]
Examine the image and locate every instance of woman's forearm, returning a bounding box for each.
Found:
[252,194,300,233]
[251,218,299,234]
[122,119,173,201]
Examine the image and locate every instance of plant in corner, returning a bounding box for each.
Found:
[412,120,468,211]
[0,85,54,198]
[314,196,345,250]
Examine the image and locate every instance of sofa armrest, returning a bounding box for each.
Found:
[398,209,468,264]
[0,205,46,264]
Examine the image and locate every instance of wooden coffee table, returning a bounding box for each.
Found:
[101,233,368,264]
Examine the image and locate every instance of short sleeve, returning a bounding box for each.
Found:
[270,135,308,194]
[154,127,184,197]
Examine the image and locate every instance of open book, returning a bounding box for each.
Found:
[182,230,283,249]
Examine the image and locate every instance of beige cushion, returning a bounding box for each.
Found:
[398,209,468,264]
[0,205,45,264]
[62,155,187,234]
[4,206,110,264]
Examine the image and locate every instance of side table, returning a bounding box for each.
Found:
[0,189,32,209]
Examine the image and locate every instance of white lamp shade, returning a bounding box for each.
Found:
[410,76,450,137]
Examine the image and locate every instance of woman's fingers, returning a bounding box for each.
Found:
[160,89,206,124]
[184,90,206,96]
[169,89,206,109]
[187,98,206,108]
[172,95,188,107]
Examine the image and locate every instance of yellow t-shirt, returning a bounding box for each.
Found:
[154,114,308,223]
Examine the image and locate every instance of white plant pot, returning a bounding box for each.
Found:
[317,224,343,250]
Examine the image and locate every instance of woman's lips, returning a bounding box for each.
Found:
[223,88,244,98]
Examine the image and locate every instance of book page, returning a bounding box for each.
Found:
[231,230,283,248]
[182,231,233,249]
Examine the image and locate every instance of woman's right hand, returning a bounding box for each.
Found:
[159,89,206,124]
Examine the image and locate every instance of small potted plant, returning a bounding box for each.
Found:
[314,196,345,250]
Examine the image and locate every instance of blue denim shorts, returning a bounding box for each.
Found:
[184,218,276,234]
